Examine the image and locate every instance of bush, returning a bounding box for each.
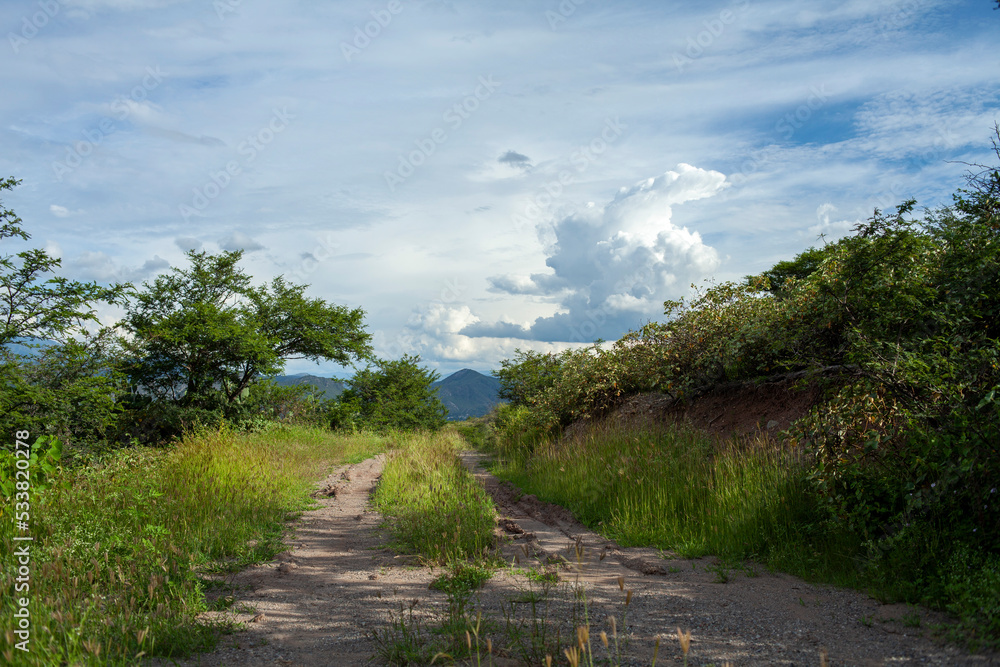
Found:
[333,354,447,432]
[0,333,125,460]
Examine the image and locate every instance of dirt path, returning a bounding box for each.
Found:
[157,453,998,666]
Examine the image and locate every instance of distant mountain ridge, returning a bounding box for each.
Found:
[431,369,502,420]
[271,368,502,420]
[272,374,346,398]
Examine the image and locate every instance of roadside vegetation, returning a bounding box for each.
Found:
[484,129,1000,650]
[371,428,500,664]
[0,425,390,665]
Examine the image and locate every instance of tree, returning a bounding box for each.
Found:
[122,250,372,409]
[0,177,124,344]
[334,355,447,431]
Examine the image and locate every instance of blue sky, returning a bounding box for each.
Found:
[2,0,998,378]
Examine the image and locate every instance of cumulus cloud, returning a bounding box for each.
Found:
[219,232,265,252]
[808,202,857,240]
[464,164,727,343]
[375,302,577,369]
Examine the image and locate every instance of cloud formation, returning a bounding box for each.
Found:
[498,150,531,170]
[464,164,726,343]
[219,232,264,253]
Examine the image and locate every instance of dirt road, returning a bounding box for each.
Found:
[157,453,997,666]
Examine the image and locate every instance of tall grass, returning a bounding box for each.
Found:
[488,421,859,579]
[0,425,389,665]
[373,429,497,564]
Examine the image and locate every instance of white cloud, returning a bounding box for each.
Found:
[809,203,856,240]
[465,165,725,343]
[50,205,83,217]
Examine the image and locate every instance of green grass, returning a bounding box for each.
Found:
[370,429,502,665]
[373,429,497,564]
[0,424,390,665]
[486,420,861,585]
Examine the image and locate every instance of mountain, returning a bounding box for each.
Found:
[270,369,502,420]
[272,374,346,398]
[432,369,503,420]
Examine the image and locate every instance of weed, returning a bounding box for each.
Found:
[902,609,922,628]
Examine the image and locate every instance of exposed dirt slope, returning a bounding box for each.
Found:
[593,373,831,443]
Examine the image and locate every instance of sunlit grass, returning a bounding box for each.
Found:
[487,421,860,582]
[373,429,497,564]
[0,425,390,665]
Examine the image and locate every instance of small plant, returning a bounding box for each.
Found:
[901,609,921,628]
[706,562,731,584]
[372,599,437,666]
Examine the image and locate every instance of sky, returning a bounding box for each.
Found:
[2,0,998,378]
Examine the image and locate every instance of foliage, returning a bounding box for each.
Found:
[493,348,565,405]
[758,244,836,295]
[0,332,126,458]
[0,177,124,345]
[0,435,64,511]
[334,354,447,431]
[0,425,389,665]
[234,378,334,428]
[122,250,371,411]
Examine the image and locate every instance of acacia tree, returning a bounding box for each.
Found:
[123,250,372,409]
[1,177,124,344]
